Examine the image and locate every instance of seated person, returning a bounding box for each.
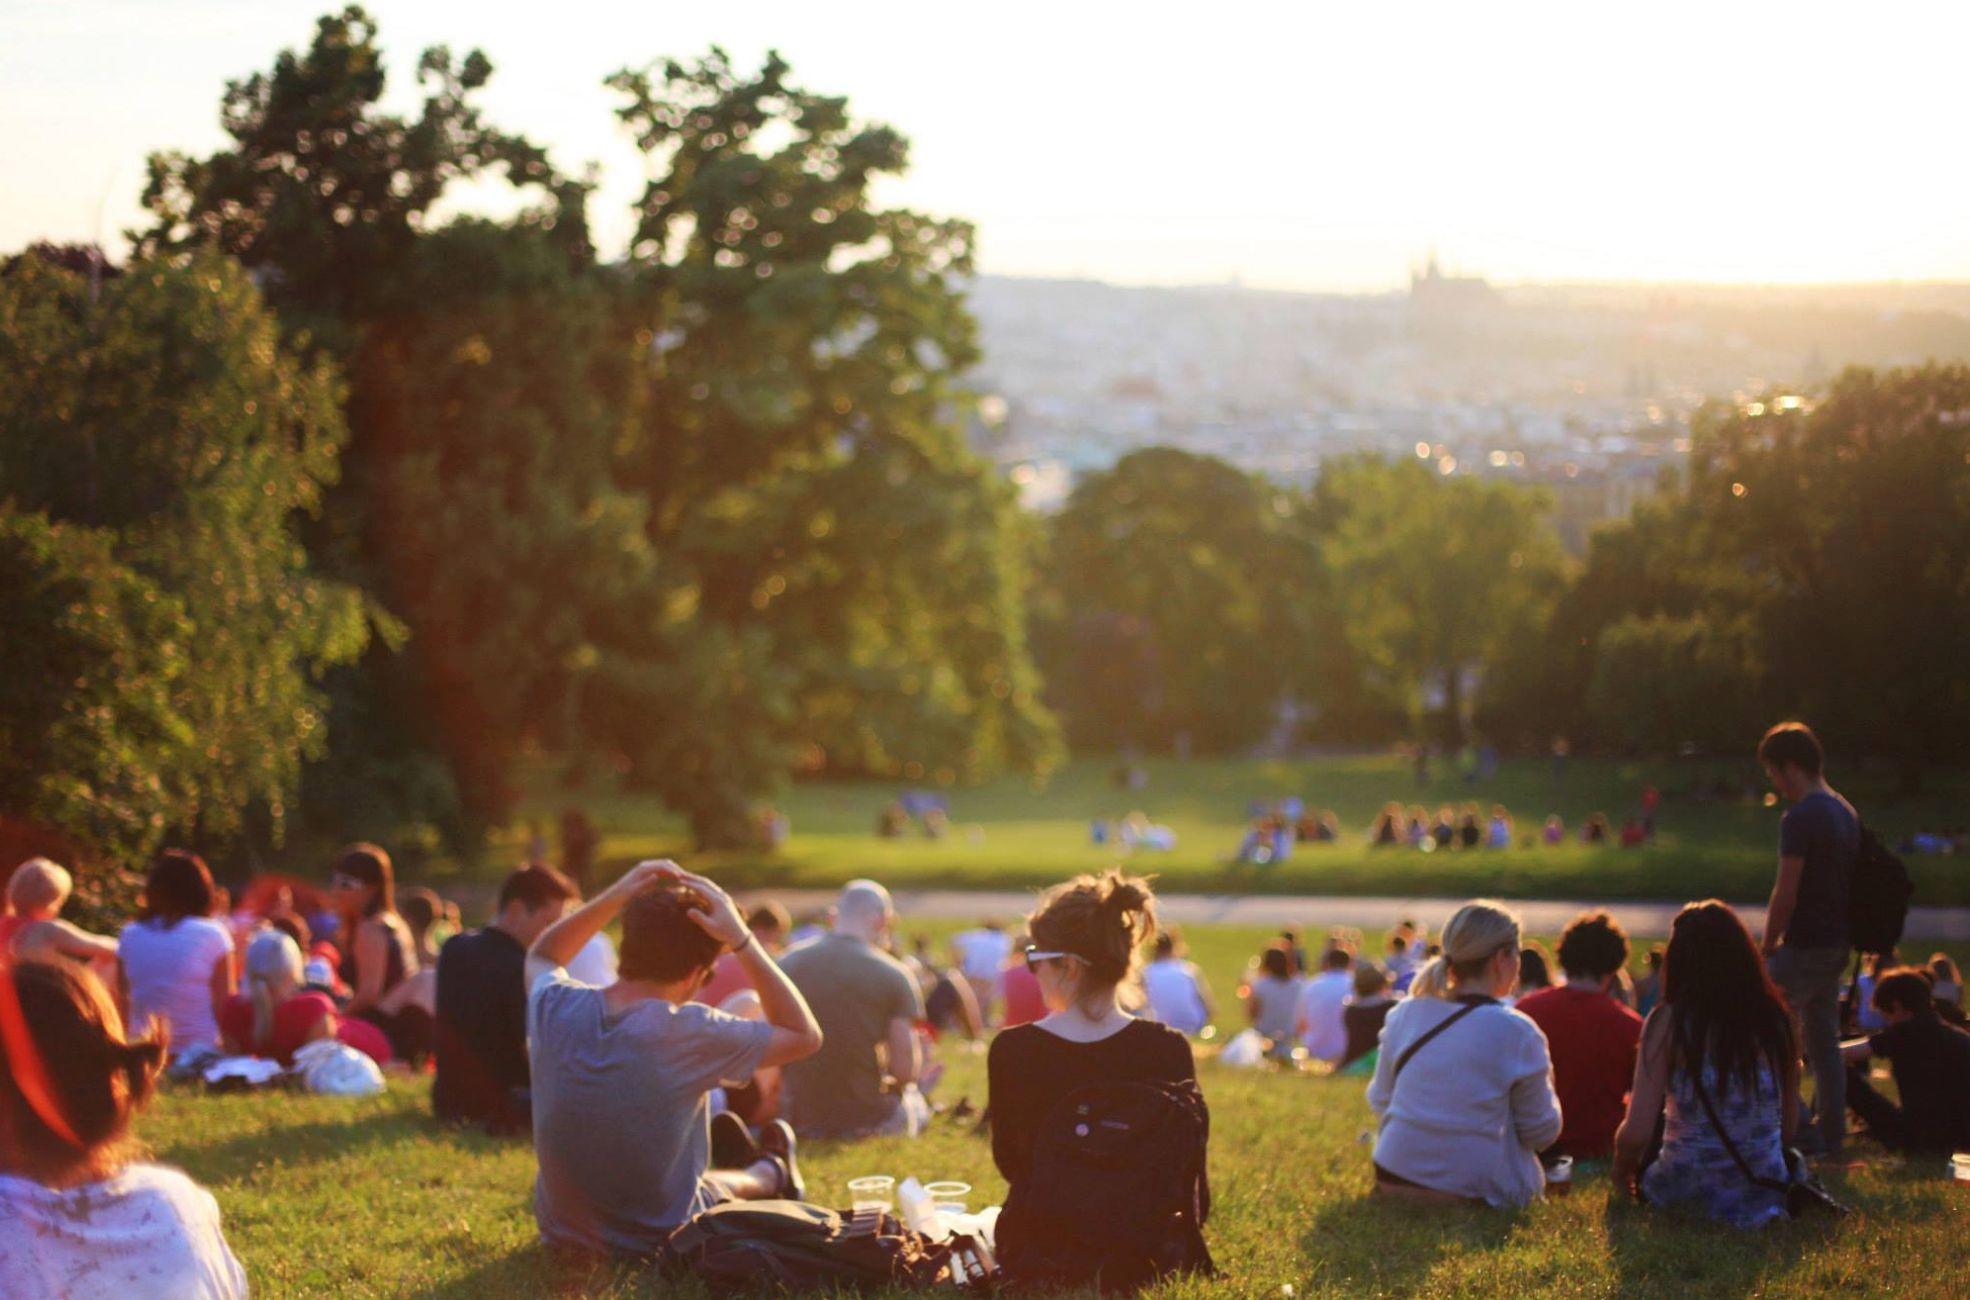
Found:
[780,880,926,1138]
[327,843,427,1061]
[989,871,1211,1288]
[1612,901,1800,1229]
[1339,963,1396,1071]
[994,932,1048,1029]
[1295,945,1354,1065]
[1366,901,1561,1207]
[911,935,984,1040]
[696,901,790,1009]
[1141,930,1213,1037]
[1244,946,1302,1057]
[118,850,236,1059]
[526,861,820,1259]
[2,858,118,975]
[1841,967,1970,1155]
[0,958,246,1299]
[432,864,579,1130]
[219,930,336,1065]
[1515,910,1644,1159]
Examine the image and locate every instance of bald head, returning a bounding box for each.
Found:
[835,879,894,941]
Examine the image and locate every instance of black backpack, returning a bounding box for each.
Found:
[1849,821,1914,956]
[667,1201,958,1293]
[996,1079,1216,1293]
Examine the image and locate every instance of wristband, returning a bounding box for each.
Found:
[735,932,758,957]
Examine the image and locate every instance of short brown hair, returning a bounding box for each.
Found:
[0,961,165,1184]
[1557,910,1630,980]
[1758,721,1823,777]
[499,864,579,913]
[1027,870,1157,993]
[1872,967,1937,1017]
[619,883,725,984]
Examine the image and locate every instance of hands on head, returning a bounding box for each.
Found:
[613,860,749,951]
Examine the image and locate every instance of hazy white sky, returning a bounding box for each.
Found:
[5,0,1967,292]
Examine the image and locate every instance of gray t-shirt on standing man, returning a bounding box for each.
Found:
[527,969,770,1255]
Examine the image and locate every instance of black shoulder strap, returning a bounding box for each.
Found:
[1683,1030,1789,1194]
[1391,997,1490,1082]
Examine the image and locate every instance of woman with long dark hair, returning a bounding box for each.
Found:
[327,843,427,1059]
[1613,900,1800,1228]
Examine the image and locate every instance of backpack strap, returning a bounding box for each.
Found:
[1391,996,1492,1082]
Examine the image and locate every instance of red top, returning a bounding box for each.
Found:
[218,991,337,1066]
[694,951,755,1009]
[998,965,1048,1028]
[1515,985,1643,1158]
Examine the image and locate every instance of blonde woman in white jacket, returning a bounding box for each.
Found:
[1366,900,1562,1207]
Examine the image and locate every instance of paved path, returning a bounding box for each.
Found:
[734,888,1970,942]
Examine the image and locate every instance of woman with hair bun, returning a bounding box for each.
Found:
[1366,900,1562,1206]
[988,870,1212,1287]
[0,959,246,1298]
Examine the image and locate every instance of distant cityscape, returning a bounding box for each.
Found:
[965,266,1970,551]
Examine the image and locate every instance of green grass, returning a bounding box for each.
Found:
[147,1046,1970,1299]
[446,755,1970,907]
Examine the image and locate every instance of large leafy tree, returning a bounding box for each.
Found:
[1035,447,1318,753]
[1317,456,1569,743]
[1685,367,1970,783]
[0,251,368,862]
[133,8,619,840]
[599,50,1061,842]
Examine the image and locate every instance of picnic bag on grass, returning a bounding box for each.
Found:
[996,1079,1216,1293]
[667,1200,958,1293]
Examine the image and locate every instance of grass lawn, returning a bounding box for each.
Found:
[148,1046,1969,1299]
[444,755,1970,907]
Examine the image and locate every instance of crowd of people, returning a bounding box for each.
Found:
[3,721,1968,1298]
[1222,796,1658,865]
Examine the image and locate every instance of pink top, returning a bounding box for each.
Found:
[998,965,1048,1028]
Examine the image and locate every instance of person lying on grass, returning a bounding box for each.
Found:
[524,860,822,1261]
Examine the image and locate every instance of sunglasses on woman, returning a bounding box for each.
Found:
[1024,946,1083,973]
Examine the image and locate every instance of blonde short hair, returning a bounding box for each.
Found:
[8,858,72,916]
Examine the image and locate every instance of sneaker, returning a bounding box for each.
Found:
[759,1119,804,1202]
[710,1111,759,1170]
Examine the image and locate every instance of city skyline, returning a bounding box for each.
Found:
[7,0,1970,292]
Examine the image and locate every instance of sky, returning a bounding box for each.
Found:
[5,0,1969,293]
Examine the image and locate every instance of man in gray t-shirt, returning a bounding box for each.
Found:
[780,879,926,1138]
[524,861,823,1256]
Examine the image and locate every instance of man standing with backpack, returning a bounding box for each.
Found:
[1757,722,1859,1163]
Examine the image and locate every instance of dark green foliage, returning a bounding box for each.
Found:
[1035,448,1320,753]
[0,252,368,863]
[599,50,1061,841]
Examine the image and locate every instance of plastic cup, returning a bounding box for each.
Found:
[1950,1154,1970,1188]
[848,1176,896,1215]
[924,1181,972,1215]
[1545,1156,1574,1198]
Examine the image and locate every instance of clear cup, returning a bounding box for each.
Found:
[848,1176,896,1216]
[924,1181,972,1215]
[1545,1156,1574,1197]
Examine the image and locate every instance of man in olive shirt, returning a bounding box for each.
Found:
[779,879,925,1138]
